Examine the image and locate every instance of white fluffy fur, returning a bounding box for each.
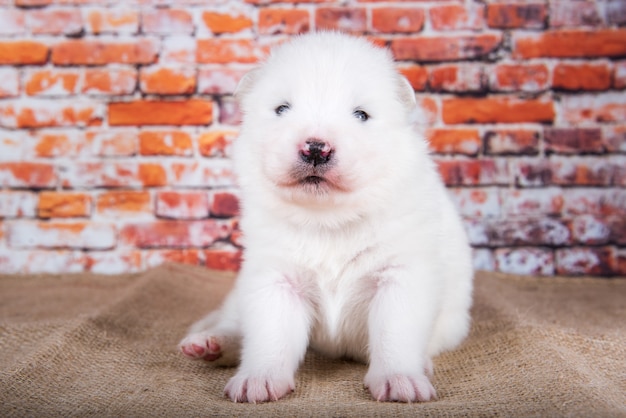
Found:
[179,32,473,403]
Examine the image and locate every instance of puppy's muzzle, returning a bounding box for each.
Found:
[300,140,332,167]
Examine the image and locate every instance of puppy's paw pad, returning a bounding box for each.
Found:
[225,374,295,403]
[365,373,436,403]
[179,333,222,361]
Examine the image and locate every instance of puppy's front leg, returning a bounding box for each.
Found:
[225,272,312,403]
[364,271,438,402]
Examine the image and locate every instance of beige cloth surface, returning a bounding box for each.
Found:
[0,263,624,417]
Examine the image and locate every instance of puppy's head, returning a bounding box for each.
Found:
[234,32,423,225]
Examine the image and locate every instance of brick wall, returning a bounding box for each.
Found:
[0,0,624,276]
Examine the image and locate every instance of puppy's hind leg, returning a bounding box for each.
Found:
[179,292,242,366]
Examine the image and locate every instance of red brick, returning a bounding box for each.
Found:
[108,100,213,126]
[52,38,158,65]
[563,189,626,217]
[608,216,626,245]
[96,191,152,217]
[570,215,611,245]
[0,41,49,65]
[24,69,80,96]
[495,248,554,276]
[397,65,428,91]
[156,190,209,220]
[0,9,26,35]
[501,188,564,217]
[604,125,626,153]
[448,188,501,217]
[0,162,56,188]
[38,192,91,218]
[26,8,83,35]
[392,34,500,62]
[556,247,615,276]
[0,68,20,97]
[196,39,268,64]
[553,63,611,91]
[8,221,116,250]
[416,96,438,126]
[514,29,626,59]
[0,191,37,218]
[84,251,143,274]
[615,61,626,89]
[140,65,196,95]
[144,249,201,269]
[202,10,253,34]
[210,191,240,218]
[491,63,549,92]
[0,99,102,129]
[83,68,137,96]
[436,158,509,186]
[371,7,424,33]
[544,128,605,154]
[88,130,138,157]
[490,218,571,247]
[205,247,242,272]
[316,7,366,33]
[606,0,626,25]
[142,9,193,34]
[258,8,310,35]
[198,130,237,158]
[120,220,233,248]
[429,64,484,93]
[561,93,626,124]
[549,0,603,28]
[86,8,139,34]
[430,3,484,31]
[487,3,547,29]
[549,156,618,186]
[484,129,540,155]
[442,97,554,124]
[198,67,247,95]
[139,130,193,156]
[168,161,237,188]
[15,0,52,7]
[426,128,481,155]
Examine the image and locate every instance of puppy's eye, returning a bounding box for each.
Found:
[275,103,290,116]
[353,109,370,122]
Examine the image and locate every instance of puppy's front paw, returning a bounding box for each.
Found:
[179,333,223,361]
[364,372,436,402]
[225,372,295,403]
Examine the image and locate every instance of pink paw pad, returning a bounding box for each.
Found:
[179,335,222,362]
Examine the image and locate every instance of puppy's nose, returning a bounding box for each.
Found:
[300,140,332,167]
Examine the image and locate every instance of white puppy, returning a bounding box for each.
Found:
[180,32,473,403]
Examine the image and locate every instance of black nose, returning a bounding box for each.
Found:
[300,141,332,167]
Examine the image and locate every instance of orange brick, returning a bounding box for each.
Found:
[205,248,242,272]
[0,100,102,128]
[202,10,253,34]
[430,4,485,31]
[142,9,193,34]
[88,130,138,157]
[120,220,233,248]
[25,69,80,96]
[138,163,167,187]
[492,63,549,92]
[487,3,547,29]
[442,97,555,124]
[484,129,540,155]
[0,162,56,188]
[8,221,116,250]
[398,65,428,91]
[109,100,213,127]
[426,128,481,155]
[0,41,49,65]
[198,130,237,157]
[198,67,246,95]
[144,249,201,268]
[26,8,83,35]
[162,36,195,63]
[156,190,209,219]
[33,131,84,158]
[371,8,424,33]
[85,8,139,34]
[15,0,51,6]
[38,192,91,218]
[0,68,19,97]
[561,93,626,124]
[210,191,240,217]
[553,63,611,91]
[391,34,501,62]
[435,158,509,186]
[84,251,143,274]
[514,29,626,59]
[139,66,196,95]
[96,190,152,216]
[429,65,484,92]
[139,130,193,156]
[168,161,237,188]
[52,38,158,65]
[416,96,439,126]
[196,39,268,64]
[258,8,310,35]
[83,68,137,96]
[316,7,366,34]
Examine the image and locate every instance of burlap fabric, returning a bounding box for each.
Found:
[1,263,624,417]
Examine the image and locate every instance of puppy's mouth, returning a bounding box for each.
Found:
[300,175,325,185]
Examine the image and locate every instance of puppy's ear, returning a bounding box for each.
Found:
[397,75,417,110]
[234,69,260,103]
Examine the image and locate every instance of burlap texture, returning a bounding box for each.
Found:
[0,263,624,417]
